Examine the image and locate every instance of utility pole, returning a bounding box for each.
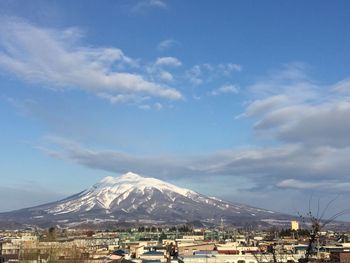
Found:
[0,241,4,263]
[317,236,320,260]
[220,218,224,241]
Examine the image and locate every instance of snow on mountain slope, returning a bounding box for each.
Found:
[0,172,290,227]
[47,172,195,214]
[43,172,277,218]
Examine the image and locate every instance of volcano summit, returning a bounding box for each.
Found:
[0,172,289,228]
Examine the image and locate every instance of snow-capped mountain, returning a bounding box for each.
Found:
[0,172,290,228]
[48,172,195,215]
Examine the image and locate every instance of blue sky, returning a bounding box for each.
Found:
[1,0,350,219]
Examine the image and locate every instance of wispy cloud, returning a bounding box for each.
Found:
[39,136,350,195]
[138,102,163,111]
[187,63,242,86]
[209,84,240,96]
[154,102,163,110]
[276,179,350,191]
[158,70,173,82]
[241,63,350,148]
[155,56,182,67]
[138,104,152,110]
[97,93,150,104]
[131,0,167,14]
[145,60,177,84]
[332,77,350,93]
[219,63,242,75]
[157,39,179,51]
[0,16,182,103]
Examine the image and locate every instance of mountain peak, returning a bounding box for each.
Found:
[88,172,195,210]
[120,171,142,180]
[0,172,283,228]
[97,172,142,186]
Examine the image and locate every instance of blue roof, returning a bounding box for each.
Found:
[195,251,217,255]
[143,251,164,255]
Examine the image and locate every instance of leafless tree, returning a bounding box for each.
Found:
[254,196,350,263]
[299,195,350,263]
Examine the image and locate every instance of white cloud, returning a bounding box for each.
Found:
[138,102,163,110]
[0,17,182,102]
[242,95,289,118]
[131,0,167,13]
[277,179,350,192]
[218,63,242,75]
[157,39,178,51]
[38,136,350,217]
[240,64,350,147]
[138,104,151,110]
[159,70,173,82]
[187,65,203,85]
[98,93,132,104]
[148,0,167,8]
[247,64,315,98]
[210,84,240,96]
[332,77,350,93]
[186,63,242,86]
[144,63,175,83]
[276,102,350,147]
[98,93,150,104]
[40,138,350,192]
[155,56,182,67]
[154,102,163,110]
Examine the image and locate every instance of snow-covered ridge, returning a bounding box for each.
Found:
[88,172,194,199]
[44,171,278,221]
[93,172,194,197]
[47,172,196,214]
